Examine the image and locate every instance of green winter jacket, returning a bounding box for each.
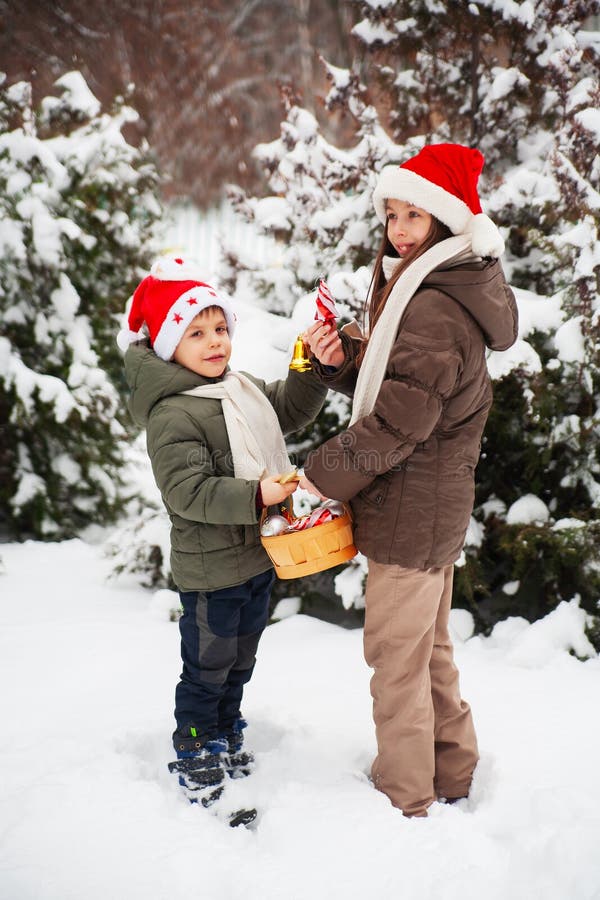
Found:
[124,342,327,592]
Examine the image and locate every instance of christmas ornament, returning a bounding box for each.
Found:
[287,506,335,532]
[260,515,290,537]
[289,280,339,374]
[314,278,339,326]
[289,335,312,372]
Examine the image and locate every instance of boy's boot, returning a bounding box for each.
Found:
[221,717,255,779]
[168,726,227,807]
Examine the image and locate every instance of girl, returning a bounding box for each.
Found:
[299,143,518,818]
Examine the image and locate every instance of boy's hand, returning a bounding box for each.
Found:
[302,321,344,369]
[260,474,298,506]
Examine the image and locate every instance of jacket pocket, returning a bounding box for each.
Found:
[357,472,392,508]
[171,518,243,553]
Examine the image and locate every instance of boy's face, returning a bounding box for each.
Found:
[172,306,232,378]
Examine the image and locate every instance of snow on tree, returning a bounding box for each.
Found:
[221,71,415,320]
[218,3,600,641]
[348,0,545,170]
[0,71,162,539]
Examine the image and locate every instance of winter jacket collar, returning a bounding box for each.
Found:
[381,249,481,282]
[124,339,229,428]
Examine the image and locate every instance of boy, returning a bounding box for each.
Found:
[119,256,326,814]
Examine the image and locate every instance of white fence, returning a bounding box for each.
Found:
[162,202,274,272]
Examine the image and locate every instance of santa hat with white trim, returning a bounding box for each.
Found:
[117,256,237,360]
[373,143,505,258]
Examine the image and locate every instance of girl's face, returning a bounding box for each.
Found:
[385,199,433,258]
[172,306,231,377]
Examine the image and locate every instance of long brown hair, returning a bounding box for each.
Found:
[356,215,452,367]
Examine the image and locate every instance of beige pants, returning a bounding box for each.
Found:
[364,560,479,817]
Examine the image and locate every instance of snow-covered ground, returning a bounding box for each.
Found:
[1,538,599,900]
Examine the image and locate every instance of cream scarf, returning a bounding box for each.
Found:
[181,371,292,480]
[350,235,473,426]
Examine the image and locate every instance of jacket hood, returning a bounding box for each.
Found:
[124,341,226,427]
[421,257,517,351]
[383,252,518,351]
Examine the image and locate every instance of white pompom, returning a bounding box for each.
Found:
[116,328,142,352]
[150,256,207,282]
[470,213,505,258]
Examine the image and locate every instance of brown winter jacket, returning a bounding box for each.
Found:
[303,258,518,569]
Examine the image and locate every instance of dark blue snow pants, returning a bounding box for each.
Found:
[173,568,275,747]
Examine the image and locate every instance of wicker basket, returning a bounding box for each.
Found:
[260,506,357,579]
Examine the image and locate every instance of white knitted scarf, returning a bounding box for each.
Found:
[350,235,472,425]
[181,371,292,480]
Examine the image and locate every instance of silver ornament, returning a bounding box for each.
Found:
[260,515,290,537]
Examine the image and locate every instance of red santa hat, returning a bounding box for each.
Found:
[373,143,505,258]
[117,256,237,360]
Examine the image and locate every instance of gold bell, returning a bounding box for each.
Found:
[289,334,312,372]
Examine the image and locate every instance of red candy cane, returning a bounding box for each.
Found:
[288,507,334,532]
[314,279,338,326]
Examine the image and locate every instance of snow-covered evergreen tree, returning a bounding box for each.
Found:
[218,3,600,640]
[349,0,548,169]
[469,10,600,631]
[0,71,162,539]
[222,79,401,316]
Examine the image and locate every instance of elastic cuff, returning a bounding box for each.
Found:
[255,483,265,511]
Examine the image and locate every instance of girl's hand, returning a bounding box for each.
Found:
[260,474,298,506]
[302,321,345,369]
[298,474,328,501]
